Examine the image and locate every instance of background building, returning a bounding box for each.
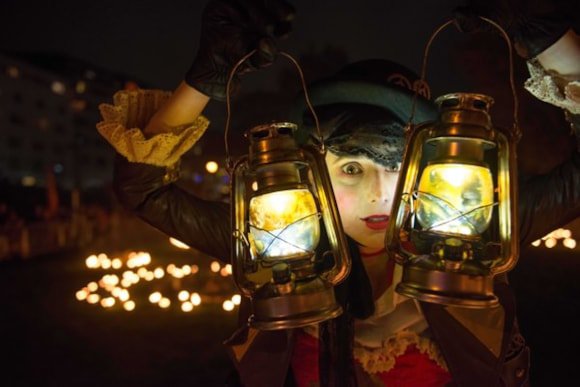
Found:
[0,50,143,190]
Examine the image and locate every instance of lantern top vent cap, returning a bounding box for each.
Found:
[435,93,494,114]
[246,122,298,141]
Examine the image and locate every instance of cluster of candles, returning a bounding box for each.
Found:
[76,246,240,313]
[531,228,577,249]
[76,227,575,313]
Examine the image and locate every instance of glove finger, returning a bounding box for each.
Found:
[452,6,492,33]
[249,36,278,69]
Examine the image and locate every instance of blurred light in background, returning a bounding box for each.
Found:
[76,250,239,313]
[21,176,36,187]
[51,81,66,95]
[75,80,86,94]
[169,237,190,250]
[149,292,162,304]
[159,298,171,309]
[205,161,218,174]
[222,300,234,312]
[123,301,136,312]
[210,261,220,273]
[532,228,577,250]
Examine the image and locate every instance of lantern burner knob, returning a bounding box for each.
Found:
[272,263,295,295]
[432,238,474,271]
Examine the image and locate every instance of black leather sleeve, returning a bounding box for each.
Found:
[518,116,580,246]
[113,154,232,263]
[110,115,579,264]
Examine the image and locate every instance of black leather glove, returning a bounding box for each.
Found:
[185,0,295,101]
[453,0,571,58]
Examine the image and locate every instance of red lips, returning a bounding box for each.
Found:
[361,214,390,230]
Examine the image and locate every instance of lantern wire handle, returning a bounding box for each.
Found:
[224,50,324,172]
[407,17,521,141]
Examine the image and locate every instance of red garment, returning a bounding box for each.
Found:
[291,330,451,387]
[374,345,452,387]
[292,329,320,387]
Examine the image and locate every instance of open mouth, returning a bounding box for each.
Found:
[361,215,390,230]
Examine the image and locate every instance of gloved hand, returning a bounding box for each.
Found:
[185,0,295,101]
[453,0,571,58]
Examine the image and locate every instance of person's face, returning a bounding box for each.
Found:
[325,151,400,250]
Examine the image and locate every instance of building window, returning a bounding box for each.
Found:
[84,70,96,80]
[51,81,66,95]
[70,98,87,112]
[75,81,87,94]
[37,117,50,131]
[6,66,20,78]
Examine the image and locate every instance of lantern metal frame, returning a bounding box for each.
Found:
[225,51,351,330]
[385,17,521,308]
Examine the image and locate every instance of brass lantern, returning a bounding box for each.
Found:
[225,51,351,330]
[385,18,520,308]
[230,122,350,329]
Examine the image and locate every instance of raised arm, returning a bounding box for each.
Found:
[519,29,580,245]
[454,0,580,245]
[143,82,210,138]
[98,0,295,261]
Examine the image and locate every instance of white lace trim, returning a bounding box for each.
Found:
[353,330,448,375]
[524,60,580,115]
[96,89,209,167]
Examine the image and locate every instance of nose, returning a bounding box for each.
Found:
[369,171,398,207]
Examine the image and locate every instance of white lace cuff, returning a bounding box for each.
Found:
[96,89,210,167]
[524,60,580,115]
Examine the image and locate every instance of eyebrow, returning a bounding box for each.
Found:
[330,155,366,165]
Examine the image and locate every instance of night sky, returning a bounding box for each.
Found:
[0,0,460,90]
[0,0,578,171]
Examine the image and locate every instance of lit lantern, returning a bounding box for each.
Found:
[230,122,351,330]
[224,50,351,329]
[386,92,519,307]
[385,17,521,307]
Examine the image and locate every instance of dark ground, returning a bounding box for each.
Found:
[0,217,579,386]
[0,218,239,387]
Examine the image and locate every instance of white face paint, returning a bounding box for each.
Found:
[325,151,400,253]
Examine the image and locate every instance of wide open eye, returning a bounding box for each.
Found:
[385,162,402,173]
[341,162,363,175]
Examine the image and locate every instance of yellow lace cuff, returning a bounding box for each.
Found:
[96,89,210,167]
[524,60,580,115]
[353,330,448,374]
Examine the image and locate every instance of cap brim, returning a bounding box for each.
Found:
[291,79,438,127]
